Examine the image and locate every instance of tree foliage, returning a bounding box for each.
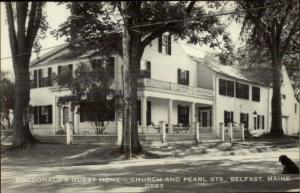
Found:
[0,71,15,130]
[234,0,300,135]
[54,1,233,155]
[57,61,121,133]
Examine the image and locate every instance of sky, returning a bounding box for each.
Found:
[0,2,242,79]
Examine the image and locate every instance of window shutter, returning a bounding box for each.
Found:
[38,106,43,124]
[158,36,162,53]
[58,66,61,74]
[38,69,42,87]
[33,70,38,88]
[167,35,172,55]
[48,68,52,86]
[224,111,227,126]
[230,112,234,123]
[262,115,264,129]
[254,117,257,130]
[186,71,189,85]
[34,106,38,124]
[48,105,52,124]
[177,69,181,83]
[147,101,151,125]
[68,64,73,72]
[257,115,260,129]
[246,114,249,129]
[58,66,62,85]
[146,61,151,78]
[178,105,181,124]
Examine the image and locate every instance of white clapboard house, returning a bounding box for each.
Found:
[28,34,300,141]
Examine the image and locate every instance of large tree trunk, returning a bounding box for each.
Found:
[269,45,284,136]
[120,1,143,155]
[12,58,37,147]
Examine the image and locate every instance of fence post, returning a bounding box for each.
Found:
[117,119,123,145]
[229,122,233,142]
[66,122,72,145]
[160,121,166,143]
[241,123,245,141]
[194,122,200,143]
[219,123,225,142]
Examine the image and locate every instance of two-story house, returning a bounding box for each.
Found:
[29,35,299,138]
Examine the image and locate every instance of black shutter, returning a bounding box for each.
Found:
[34,106,38,124]
[224,111,227,126]
[146,61,151,78]
[48,105,52,124]
[147,101,151,125]
[38,106,43,124]
[137,100,141,125]
[177,69,181,84]
[158,36,162,53]
[186,106,190,126]
[240,113,243,125]
[246,114,249,129]
[167,35,172,55]
[178,105,181,124]
[257,115,260,129]
[48,68,52,86]
[254,117,257,130]
[69,64,73,84]
[33,70,38,88]
[38,69,42,87]
[58,66,62,85]
[186,71,189,86]
[230,112,234,123]
[262,115,265,129]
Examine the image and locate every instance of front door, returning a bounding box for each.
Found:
[198,109,212,127]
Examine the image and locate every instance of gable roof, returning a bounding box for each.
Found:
[178,44,272,87]
[30,45,99,67]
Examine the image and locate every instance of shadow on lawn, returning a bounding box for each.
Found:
[2,156,299,193]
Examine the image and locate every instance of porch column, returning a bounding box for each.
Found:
[168,99,173,133]
[191,102,196,132]
[141,96,147,133]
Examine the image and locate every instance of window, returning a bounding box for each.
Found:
[224,111,234,126]
[177,69,189,86]
[158,35,171,55]
[32,105,52,124]
[58,64,73,85]
[90,57,115,79]
[30,70,37,88]
[178,105,189,126]
[252,86,260,102]
[30,68,52,88]
[236,82,249,99]
[140,60,151,78]
[240,113,249,129]
[282,94,286,99]
[219,79,234,97]
[79,102,115,122]
[254,114,264,130]
[295,103,298,114]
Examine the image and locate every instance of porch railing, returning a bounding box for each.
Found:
[138,78,214,98]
